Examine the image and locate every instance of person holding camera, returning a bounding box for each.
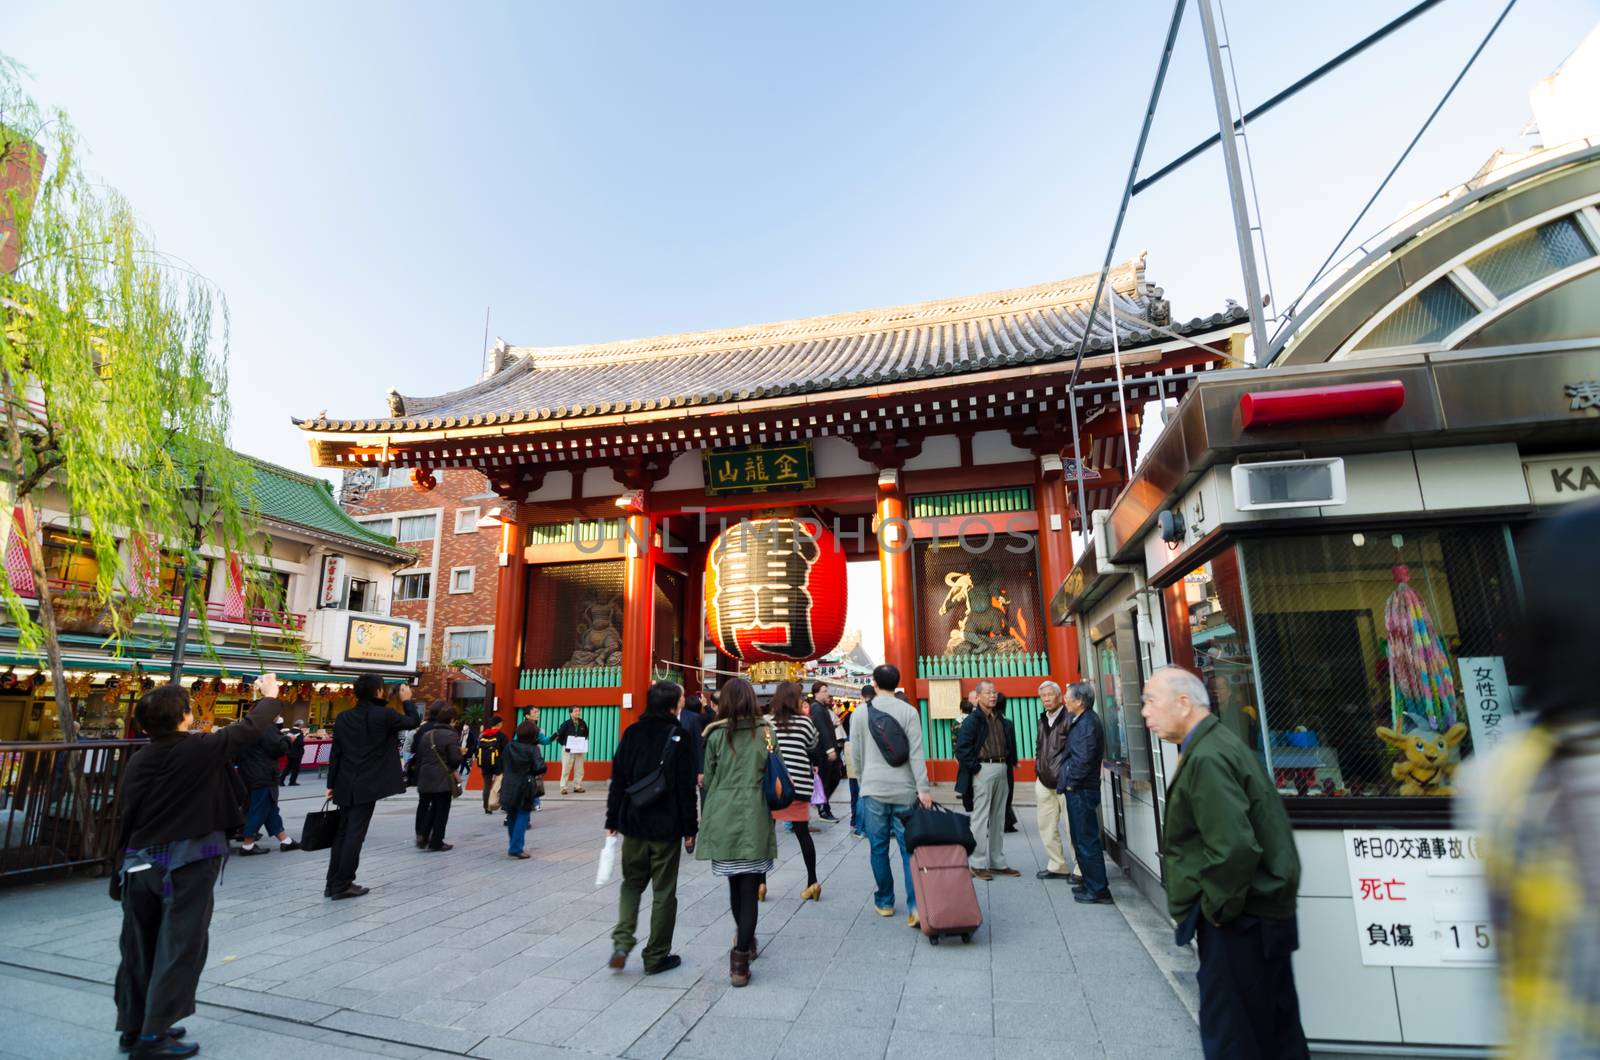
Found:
[324,676,421,898]
[112,674,286,1058]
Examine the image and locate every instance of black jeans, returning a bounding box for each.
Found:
[1196,914,1310,1060]
[281,756,302,785]
[115,857,220,1037]
[1065,789,1110,899]
[416,792,453,849]
[326,801,376,892]
[727,873,761,951]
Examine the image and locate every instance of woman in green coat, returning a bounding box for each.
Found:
[696,678,777,987]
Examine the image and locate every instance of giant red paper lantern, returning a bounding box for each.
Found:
[705,517,847,664]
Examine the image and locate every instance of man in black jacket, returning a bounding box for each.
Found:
[806,682,841,822]
[114,676,285,1058]
[280,719,307,786]
[1058,681,1112,904]
[236,718,299,855]
[324,676,419,899]
[954,679,1019,880]
[606,681,697,975]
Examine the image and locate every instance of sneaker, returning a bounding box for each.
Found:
[875,905,894,917]
[508,851,531,860]
[608,949,628,970]
[643,954,682,975]
[850,829,865,839]
[119,1027,186,1053]
[560,788,568,795]
[574,786,587,793]
[907,911,920,929]
[330,884,370,900]
[818,810,838,822]
[235,844,268,857]
[1074,891,1114,905]
[278,839,299,852]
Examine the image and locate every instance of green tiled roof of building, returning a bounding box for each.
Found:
[244,457,406,555]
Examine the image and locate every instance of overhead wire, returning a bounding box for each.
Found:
[1268,0,1520,358]
[1065,0,1189,548]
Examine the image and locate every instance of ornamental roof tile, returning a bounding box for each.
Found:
[244,457,408,556]
[299,258,1245,434]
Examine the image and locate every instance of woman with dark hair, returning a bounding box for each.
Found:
[410,700,446,842]
[500,718,548,859]
[695,677,777,987]
[414,704,463,851]
[769,681,821,900]
[114,676,285,1058]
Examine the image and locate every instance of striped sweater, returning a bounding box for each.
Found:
[772,715,817,798]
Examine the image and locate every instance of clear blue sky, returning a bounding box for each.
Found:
[11,0,1599,479]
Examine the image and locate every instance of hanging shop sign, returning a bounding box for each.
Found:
[703,443,814,497]
[705,517,846,663]
[345,616,411,665]
[1341,828,1495,968]
[319,555,346,608]
[1522,451,1600,505]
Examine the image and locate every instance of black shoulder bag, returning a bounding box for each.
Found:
[625,729,682,810]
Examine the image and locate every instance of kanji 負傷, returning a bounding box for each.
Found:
[711,522,821,659]
[1367,924,1389,946]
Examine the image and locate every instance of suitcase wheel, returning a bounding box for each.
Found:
[961,933,973,944]
[928,935,940,946]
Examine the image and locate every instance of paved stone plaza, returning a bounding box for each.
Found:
[0,783,1201,1059]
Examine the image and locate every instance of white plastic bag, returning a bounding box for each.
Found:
[595,833,620,886]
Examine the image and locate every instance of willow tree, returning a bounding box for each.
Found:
[0,59,256,743]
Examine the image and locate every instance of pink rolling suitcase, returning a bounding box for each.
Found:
[909,843,982,944]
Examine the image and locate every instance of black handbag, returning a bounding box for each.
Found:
[299,799,340,851]
[905,802,976,854]
[427,730,463,798]
[625,730,682,810]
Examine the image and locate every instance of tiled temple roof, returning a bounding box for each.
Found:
[299,258,1246,434]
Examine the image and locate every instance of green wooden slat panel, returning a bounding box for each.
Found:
[524,519,623,546]
[918,696,1040,761]
[518,666,621,690]
[522,704,621,761]
[909,486,1034,519]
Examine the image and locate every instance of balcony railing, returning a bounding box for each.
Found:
[26,579,306,632]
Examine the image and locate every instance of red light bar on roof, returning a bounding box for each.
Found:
[1239,380,1406,429]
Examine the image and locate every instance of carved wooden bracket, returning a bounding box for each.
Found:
[490,467,548,504]
[615,454,674,492]
[852,432,923,471]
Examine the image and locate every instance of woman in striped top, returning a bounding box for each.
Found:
[768,682,821,900]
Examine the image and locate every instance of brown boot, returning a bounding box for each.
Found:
[729,946,751,987]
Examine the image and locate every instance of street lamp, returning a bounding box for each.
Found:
[170,469,221,685]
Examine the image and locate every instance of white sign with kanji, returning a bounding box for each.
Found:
[1342,829,1495,968]
[1459,656,1514,755]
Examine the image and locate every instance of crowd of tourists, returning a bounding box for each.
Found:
[104,498,1600,1060]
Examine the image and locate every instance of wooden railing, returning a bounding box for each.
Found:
[34,579,306,632]
[0,740,145,881]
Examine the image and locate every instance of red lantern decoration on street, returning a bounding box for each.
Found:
[704,517,847,664]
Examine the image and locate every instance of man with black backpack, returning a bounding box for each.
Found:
[850,664,932,926]
[606,681,698,975]
[477,715,508,814]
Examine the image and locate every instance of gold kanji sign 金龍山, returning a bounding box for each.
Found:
[703,443,814,496]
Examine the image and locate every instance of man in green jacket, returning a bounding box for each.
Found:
[1141,666,1308,1060]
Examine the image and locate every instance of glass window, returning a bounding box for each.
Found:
[913,538,1044,660]
[454,508,480,534]
[450,567,474,593]
[1466,217,1593,299]
[415,631,429,668]
[42,530,99,587]
[1355,278,1477,350]
[397,515,437,542]
[1094,633,1127,764]
[1240,526,1518,799]
[523,560,625,670]
[447,629,490,663]
[1181,550,1266,759]
[394,573,431,600]
[157,551,214,602]
[246,569,291,614]
[345,577,374,613]
[356,517,395,536]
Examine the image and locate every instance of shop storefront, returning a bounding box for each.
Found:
[1053,142,1600,1053]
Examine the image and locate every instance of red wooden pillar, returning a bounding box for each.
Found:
[489,513,526,722]
[1034,456,1082,683]
[620,508,656,733]
[875,470,917,691]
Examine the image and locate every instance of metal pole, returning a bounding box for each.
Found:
[169,470,206,685]
[1196,0,1270,358]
